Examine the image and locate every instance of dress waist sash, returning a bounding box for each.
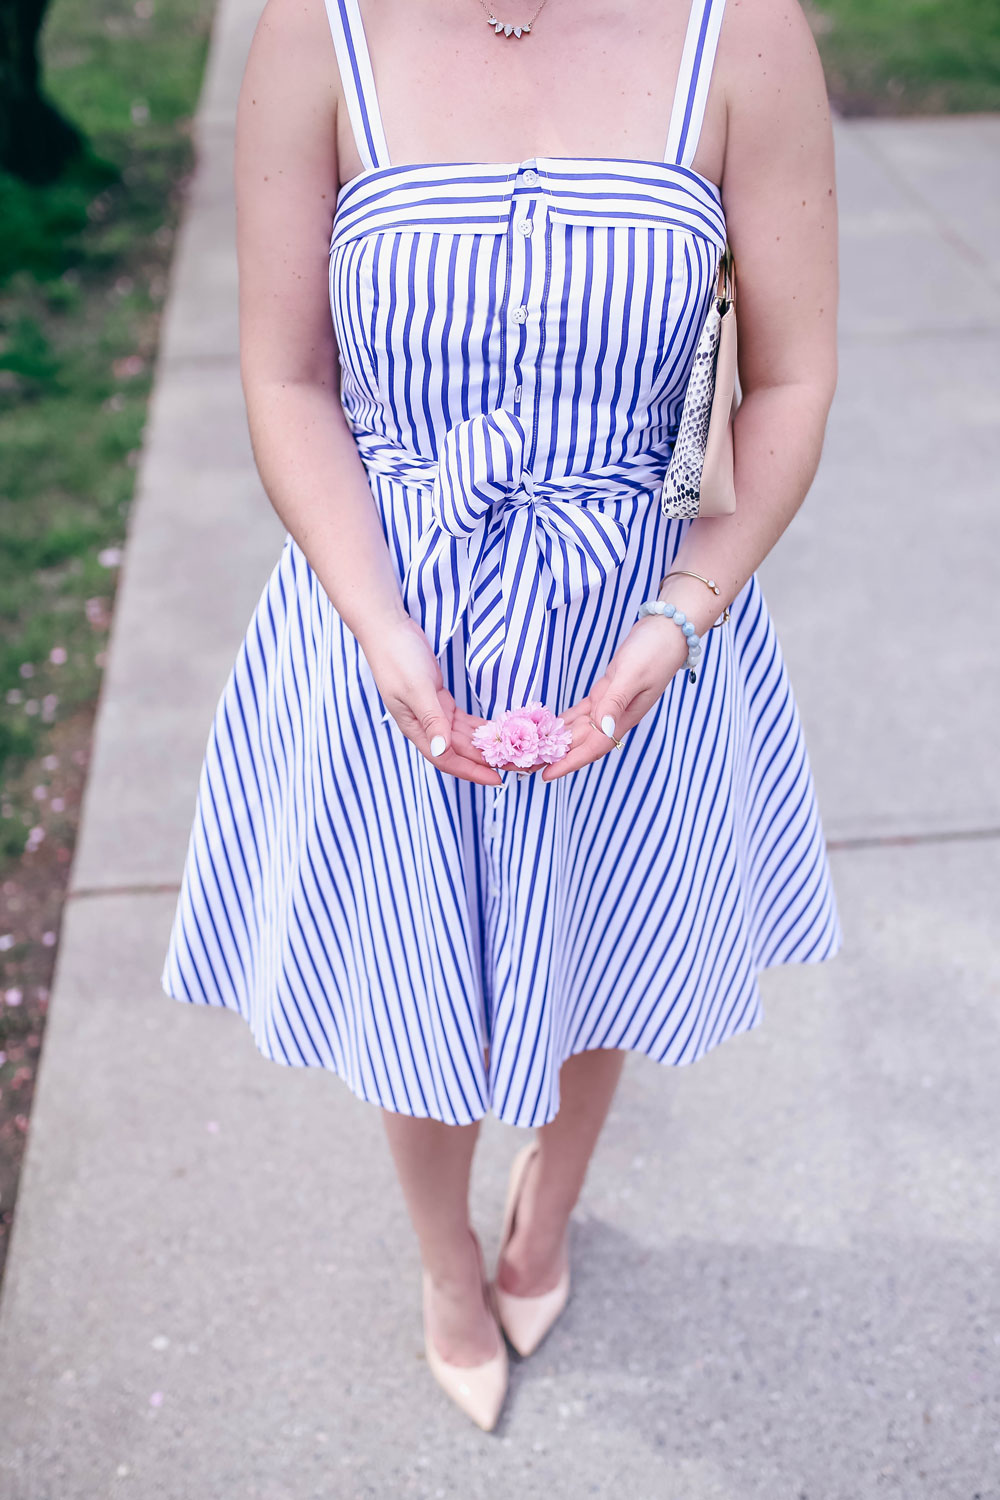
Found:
[353,409,666,717]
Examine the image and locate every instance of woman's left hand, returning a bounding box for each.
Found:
[540,616,690,782]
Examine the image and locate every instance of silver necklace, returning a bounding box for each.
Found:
[477,0,551,38]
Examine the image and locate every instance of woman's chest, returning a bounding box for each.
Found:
[328,159,725,435]
[335,0,728,192]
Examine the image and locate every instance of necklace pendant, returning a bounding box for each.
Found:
[486,13,530,36]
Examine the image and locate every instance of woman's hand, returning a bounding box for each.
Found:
[358,615,503,787]
[540,616,690,782]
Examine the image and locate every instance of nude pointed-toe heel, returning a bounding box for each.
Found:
[422,1233,509,1432]
[493,1142,571,1358]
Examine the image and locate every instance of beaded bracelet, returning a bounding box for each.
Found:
[636,599,703,684]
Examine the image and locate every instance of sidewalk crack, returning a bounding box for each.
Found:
[828,826,1000,854]
[67,882,182,901]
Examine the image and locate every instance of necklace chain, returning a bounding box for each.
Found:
[477,0,551,38]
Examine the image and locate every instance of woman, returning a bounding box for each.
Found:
[161,0,840,1431]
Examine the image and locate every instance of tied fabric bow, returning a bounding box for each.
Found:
[354,409,664,721]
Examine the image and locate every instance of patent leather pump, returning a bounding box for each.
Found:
[493,1142,570,1357]
[422,1230,508,1431]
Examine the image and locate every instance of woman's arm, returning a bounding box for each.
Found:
[545,0,838,780]
[235,0,499,784]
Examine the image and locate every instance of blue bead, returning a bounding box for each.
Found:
[663,603,676,616]
[682,621,696,637]
[673,610,686,624]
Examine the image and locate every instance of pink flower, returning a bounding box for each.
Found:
[537,720,573,763]
[471,702,573,769]
[471,722,509,769]
[498,716,540,769]
[516,700,556,732]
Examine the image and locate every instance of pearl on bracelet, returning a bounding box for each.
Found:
[636,598,703,684]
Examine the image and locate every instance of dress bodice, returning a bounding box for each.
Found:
[329,155,726,475]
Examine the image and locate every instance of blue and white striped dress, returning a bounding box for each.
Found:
[160,0,842,1127]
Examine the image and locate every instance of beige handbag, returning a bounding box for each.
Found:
[660,245,739,519]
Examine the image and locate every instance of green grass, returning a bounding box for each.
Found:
[0,0,214,861]
[809,0,1000,115]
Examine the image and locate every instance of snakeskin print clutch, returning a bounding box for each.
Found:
[660,246,739,520]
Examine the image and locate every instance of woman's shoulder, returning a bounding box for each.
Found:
[246,0,343,107]
[717,0,829,120]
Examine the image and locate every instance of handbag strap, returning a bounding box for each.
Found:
[717,243,735,310]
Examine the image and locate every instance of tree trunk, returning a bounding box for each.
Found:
[0,0,83,184]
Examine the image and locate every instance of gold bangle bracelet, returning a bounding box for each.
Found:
[658,569,731,627]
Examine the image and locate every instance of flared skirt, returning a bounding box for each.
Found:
[160,475,842,1126]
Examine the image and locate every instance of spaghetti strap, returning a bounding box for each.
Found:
[322,0,391,173]
[664,0,727,170]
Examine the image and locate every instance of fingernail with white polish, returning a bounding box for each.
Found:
[601,715,616,738]
[430,735,447,757]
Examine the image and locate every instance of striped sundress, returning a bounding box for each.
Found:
[160,0,842,1127]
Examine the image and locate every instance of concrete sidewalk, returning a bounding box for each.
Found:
[1,0,998,1490]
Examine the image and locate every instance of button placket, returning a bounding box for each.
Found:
[484,779,510,896]
[506,180,544,429]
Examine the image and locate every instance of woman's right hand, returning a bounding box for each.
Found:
[358,614,503,787]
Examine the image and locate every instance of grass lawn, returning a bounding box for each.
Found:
[0,0,214,1278]
[1,0,214,857]
[808,0,1000,115]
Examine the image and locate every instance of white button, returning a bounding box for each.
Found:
[521,169,540,186]
[513,383,522,401]
[516,218,533,236]
[511,304,528,324]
